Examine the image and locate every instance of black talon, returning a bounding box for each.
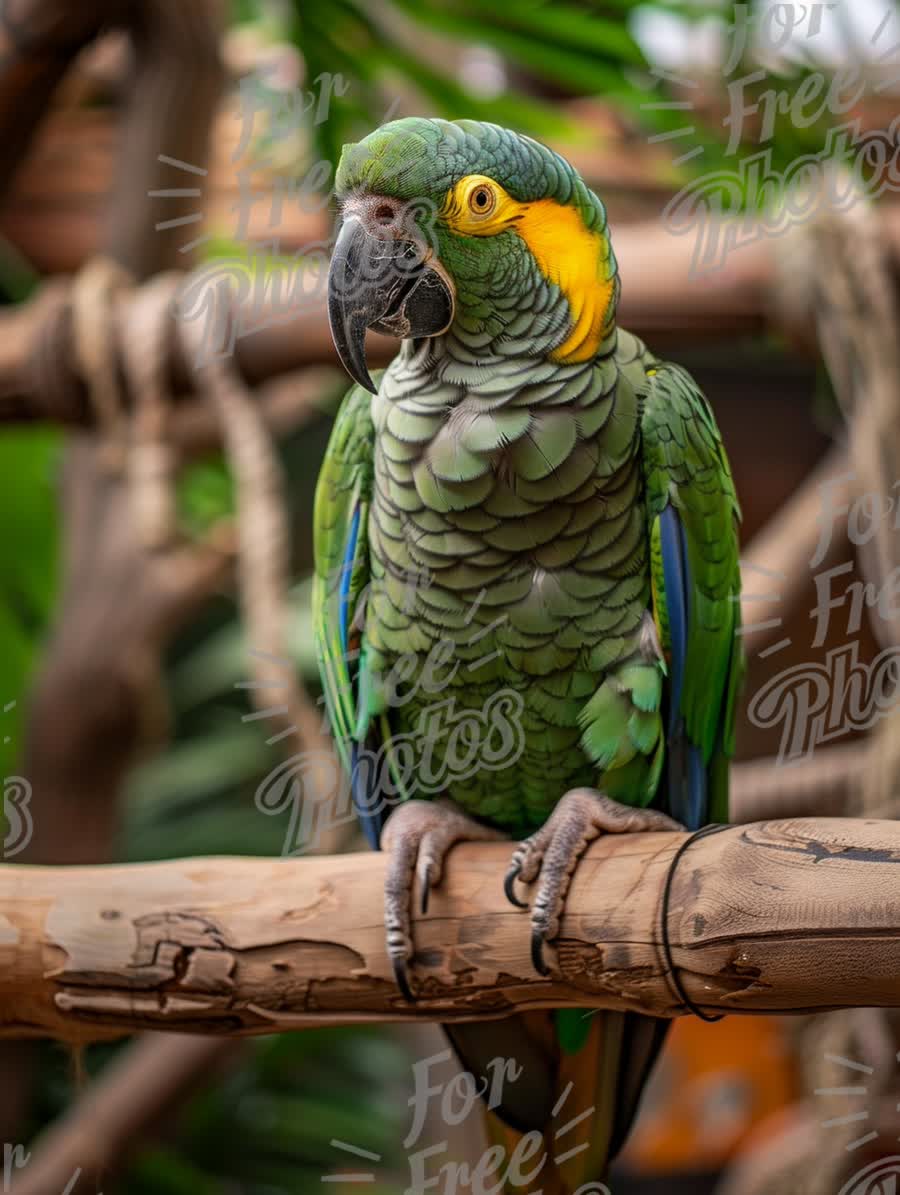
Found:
[393,957,416,1003]
[420,866,432,916]
[531,929,550,977]
[504,865,529,909]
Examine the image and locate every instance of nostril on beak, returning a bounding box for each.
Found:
[373,204,395,225]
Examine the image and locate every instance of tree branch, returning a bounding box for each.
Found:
[729,742,867,823]
[2,818,899,1039]
[0,0,127,197]
[108,0,225,277]
[0,274,394,426]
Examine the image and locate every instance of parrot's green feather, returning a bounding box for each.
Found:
[312,380,379,770]
[641,362,742,824]
[556,1007,593,1055]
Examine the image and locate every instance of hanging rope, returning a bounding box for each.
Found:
[70,256,134,471]
[67,260,337,836]
[177,287,336,818]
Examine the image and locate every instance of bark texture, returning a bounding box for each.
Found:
[1,818,899,1040]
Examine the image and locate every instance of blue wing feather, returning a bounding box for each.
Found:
[339,504,361,659]
[313,378,395,853]
[658,504,687,738]
[350,741,388,850]
[337,503,390,850]
[642,362,742,830]
[685,742,706,832]
[658,502,707,831]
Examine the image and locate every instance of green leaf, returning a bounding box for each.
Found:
[126,1148,222,1195]
[464,0,647,65]
[375,43,575,139]
[177,456,236,538]
[0,428,60,778]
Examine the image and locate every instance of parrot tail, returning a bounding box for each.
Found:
[445,1009,668,1193]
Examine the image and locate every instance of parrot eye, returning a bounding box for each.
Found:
[468,184,496,216]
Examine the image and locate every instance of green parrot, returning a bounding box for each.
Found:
[313,117,742,1191]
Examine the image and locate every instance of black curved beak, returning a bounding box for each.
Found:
[327,212,455,393]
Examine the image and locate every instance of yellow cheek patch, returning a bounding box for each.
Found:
[441,176,615,364]
[517,201,615,363]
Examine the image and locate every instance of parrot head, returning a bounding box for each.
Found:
[327,117,619,392]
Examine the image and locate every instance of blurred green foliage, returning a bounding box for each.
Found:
[239,0,900,209]
[28,1028,410,1195]
[0,429,59,784]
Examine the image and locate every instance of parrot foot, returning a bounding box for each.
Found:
[503,788,681,976]
[380,798,505,1001]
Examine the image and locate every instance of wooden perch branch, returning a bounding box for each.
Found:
[2,818,900,1040]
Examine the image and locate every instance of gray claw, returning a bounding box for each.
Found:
[504,864,529,909]
[393,957,416,1003]
[420,864,432,916]
[381,799,505,1002]
[531,929,550,977]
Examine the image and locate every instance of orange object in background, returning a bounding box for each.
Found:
[621,1016,799,1174]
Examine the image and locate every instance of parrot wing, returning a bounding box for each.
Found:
[313,378,391,849]
[640,360,743,829]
